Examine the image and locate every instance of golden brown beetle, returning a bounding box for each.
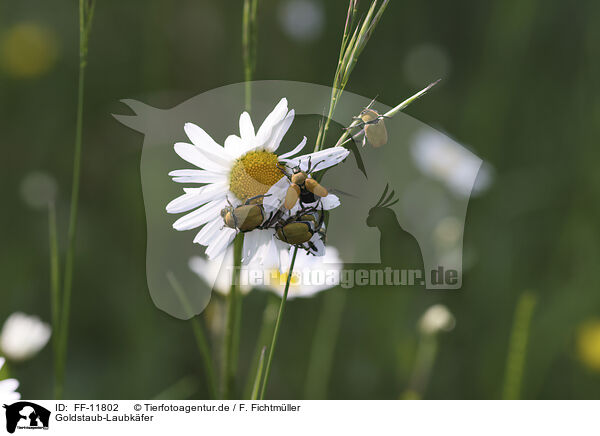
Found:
[280,157,329,210]
[221,194,268,232]
[351,99,388,148]
[275,207,325,251]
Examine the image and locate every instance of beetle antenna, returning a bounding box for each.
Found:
[364,96,378,111]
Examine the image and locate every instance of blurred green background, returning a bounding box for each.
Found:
[1,0,599,399]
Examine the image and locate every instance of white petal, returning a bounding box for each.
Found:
[184,123,233,162]
[166,182,228,214]
[264,236,282,269]
[321,193,340,210]
[257,98,288,134]
[0,378,19,392]
[304,233,325,256]
[169,169,226,184]
[206,228,236,259]
[193,217,223,245]
[278,136,307,159]
[264,110,295,152]
[173,198,227,230]
[239,112,255,142]
[242,230,261,263]
[282,147,350,172]
[264,177,290,212]
[224,134,245,158]
[256,98,288,145]
[174,143,230,172]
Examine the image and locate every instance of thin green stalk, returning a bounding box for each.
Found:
[315,0,389,152]
[153,375,199,400]
[167,272,218,399]
[402,333,438,399]
[250,346,267,400]
[335,79,441,148]
[304,291,346,399]
[502,292,537,400]
[243,294,279,399]
[222,234,244,399]
[55,0,95,400]
[242,0,258,112]
[259,246,298,399]
[48,202,61,393]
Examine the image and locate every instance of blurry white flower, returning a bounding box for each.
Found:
[167,97,349,270]
[190,246,342,299]
[411,130,492,197]
[19,171,57,210]
[0,357,20,401]
[1,313,51,361]
[418,304,455,335]
[257,246,342,299]
[189,248,252,296]
[278,0,325,43]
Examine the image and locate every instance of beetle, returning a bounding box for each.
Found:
[275,207,325,250]
[279,157,329,210]
[350,99,388,148]
[221,194,269,232]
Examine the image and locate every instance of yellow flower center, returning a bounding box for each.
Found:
[273,270,301,287]
[229,151,283,201]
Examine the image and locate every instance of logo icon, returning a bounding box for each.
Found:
[2,402,50,434]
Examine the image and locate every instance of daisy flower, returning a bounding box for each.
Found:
[189,248,252,296]
[189,246,343,299]
[0,357,20,401]
[1,313,51,362]
[411,130,492,198]
[166,98,349,267]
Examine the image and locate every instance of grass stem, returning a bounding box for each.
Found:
[55,0,95,400]
[259,246,298,399]
[222,234,244,399]
[502,292,537,400]
[250,346,267,400]
[167,271,218,399]
[243,294,279,399]
[304,291,346,399]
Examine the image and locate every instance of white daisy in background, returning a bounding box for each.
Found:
[0,357,20,401]
[189,246,343,299]
[411,130,492,198]
[0,313,51,361]
[167,98,350,268]
[258,246,343,298]
[189,248,252,296]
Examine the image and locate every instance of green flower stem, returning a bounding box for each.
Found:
[167,272,218,399]
[403,332,438,399]
[242,0,258,112]
[55,0,95,400]
[48,202,61,387]
[304,291,346,399]
[222,233,244,399]
[502,292,537,400]
[250,346,267,400]
[259,246,298,399]
[243,294,279,399]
